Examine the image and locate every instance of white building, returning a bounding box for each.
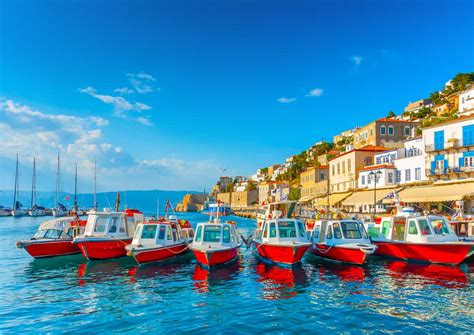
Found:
[358,164,397,189]
[459,86,474,117]
[423,115,474,180]
[394,137,428,185]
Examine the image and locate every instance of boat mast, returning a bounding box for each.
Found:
[31,157,36,208]
[74,163,78,214]
[13,153,19,210]
[93,157,97,211]
[55,152,60,209]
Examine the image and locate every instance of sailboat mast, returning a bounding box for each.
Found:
[93,157,97,211]
[31,157,36,208]
[13,154,19,209]
[55,152,60,208]
[74,163,78,213]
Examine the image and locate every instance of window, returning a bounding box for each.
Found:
[396,170,401,183]
[195,226,202,242]
[93,217,108,233]
[435,160,444,171]
[370,128,373,136]
[388,172,393,183]
[342,161,345,173]
[434,130,444,150]
[429,218,452,235]
[108,217,118,233]
[361,175,365,185]
[223,226,231,243]
[347,159,351,171]
[320,172,325,180]
[312,224,321,240]
[203,225,221,242]
[326,226,333,239]
[278,220,296,238]
[337,163,340,174]
[405,169,411,182]
[297,221,306,238]
[418,219,432,235]
[380,126,386,135]
[415,168,421,180]
[341,221,362,239]
[172,229,178,241]
[408,220,418,235]
[404,126,410,136]
[376,157,381,164]
[333,223,342,239]
[141,225,157,239]
[332,165,335,176]
[167,226,173,240]
[269,222,277,238]
[263,223,268,238]
[388,126,394,135]
[463,125,474,146]
[158,226,166,240]
[465,157,474,167]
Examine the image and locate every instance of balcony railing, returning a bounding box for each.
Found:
[426,166,474,176]
[425,140,474,152]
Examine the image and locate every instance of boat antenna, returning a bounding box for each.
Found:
[93,157,97,211]
[115,192,120,212]
[74,163,78,214]
[31,157,36,209]
[55,152,60,209]
[13,153,19,210]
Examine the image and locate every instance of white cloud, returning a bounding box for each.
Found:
[114,87,134,95]
[127,72,158,94]
[135,116,153,126]
[305,88,324,97]
[277,97,296,104]
[352,56,363,66]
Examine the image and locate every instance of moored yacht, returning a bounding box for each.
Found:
[366,207,473,265]
[73,208,144,260]
[252,218,311,266]
[16,216,86,258]
[307,219,377,265]
[28,206,46,217]
[126,217,192,264]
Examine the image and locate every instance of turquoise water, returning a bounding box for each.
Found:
[1,213,473,334]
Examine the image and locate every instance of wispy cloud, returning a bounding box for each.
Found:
[305,88,324,97]
[127,72,158,94]
[277,97,296,104]
[114,87,134,95]
[351,56,363,66]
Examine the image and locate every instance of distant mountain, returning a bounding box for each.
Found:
[0,189,202,214]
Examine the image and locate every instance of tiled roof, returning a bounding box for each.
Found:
[359,164,395,171]
[328,145,388,161]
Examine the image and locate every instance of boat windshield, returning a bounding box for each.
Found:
[429,217,452,235]
[93,217,108,233]
[278,221,297,238]
[141,225,157,239]
[33,229,68,240]
[418,219,432,235]
[203,225,221,242]
[340,221,363,239]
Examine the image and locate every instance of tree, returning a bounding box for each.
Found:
[288,187,301,201]
[387,111,396,118]
[246,183,257,191]
[225,181,234,193]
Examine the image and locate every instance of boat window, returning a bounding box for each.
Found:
[44,229,63,239]
[263,223,268,238]
[333,222,343,239]
[269,222,277,238]
[187,229,194,239]
[223,225,231,243]
[203,225,221,243]
[141,225,157,239]
[133,226,142,240]
[297,221,306,238]
[195,225,203,242]
[312,225,321,240]
[172,229,178,241]
[167,226,173,240]
[429,218,452,235]
[94,217,108,233]
[33,229,48,239]
[108,217,118,233]
[326,226,333,239]
[408,220,418,235]
[341,221,362,239]
[391,222,406,241]
[418,219,432,235]
[278,221,296,238]
[119,218,126,233]
[358,223,368,239]
[158,226,166,240]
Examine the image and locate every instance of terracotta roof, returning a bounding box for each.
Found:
[328,145,388,161]
[376,117,419,123]
[359,164,395,171]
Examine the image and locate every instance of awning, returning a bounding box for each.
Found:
[342,188,399,207]
[313,192,352,206]
[398,181,474,203]
[298,195,316,203]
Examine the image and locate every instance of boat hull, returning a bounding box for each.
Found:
[129,243,189,264]
[191,247,239,267]
[253,242,310,266]
[17,239,80,258]
[374,241,473,265]
[76,238,132,260]
[308,244,370,265]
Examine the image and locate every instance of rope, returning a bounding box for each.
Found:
[313,243,332,254]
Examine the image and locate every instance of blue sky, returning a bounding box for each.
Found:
[0,0,473,192]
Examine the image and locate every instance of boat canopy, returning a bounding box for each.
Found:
[83,211,142,238]
[310,220,370,245]
[193,222,240,247]
[257,219,308,243]
[132,220,187,247]
[39,217,77,231]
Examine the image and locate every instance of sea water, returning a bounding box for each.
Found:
[1,213,473,333]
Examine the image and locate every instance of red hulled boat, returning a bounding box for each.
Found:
[17,217,86,258]
[126,216,192,264]
[366,207,473,265]
[73,209,143,260]
[307,219,377,265]
[252,218,311,266]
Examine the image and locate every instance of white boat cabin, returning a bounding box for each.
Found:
[193,222,241,248]
[33,217,84,240]
[309,220,371,245]
[83,210,144,239]
[131,220,187,248]
[255,219,309,244]
[374,215,459,243]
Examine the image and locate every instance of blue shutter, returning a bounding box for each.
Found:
[444,159,448,173]
[463,125,474,146]
[434,130,444,150]
[459,157,464,167]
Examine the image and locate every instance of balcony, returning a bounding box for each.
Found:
[425,139,474,152]
[426,166,474,176]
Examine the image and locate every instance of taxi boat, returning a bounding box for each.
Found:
[252,218,311,266]
[16,216,86,258]
[366,207,473,265]
[126,216,192,264]
[307,219,377,265]
[73,209,143,260]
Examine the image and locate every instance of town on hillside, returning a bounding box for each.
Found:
[189,72,474,218]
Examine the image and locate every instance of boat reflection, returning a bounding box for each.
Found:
[77,258,134,286]
[306,256,369,282]
[254,262,308,300]
[127,255,194,283]
[24,254,83,278]
[192,260,241,293]
[385,261,468,288]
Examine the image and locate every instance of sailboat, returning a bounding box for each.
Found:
[12,154,26,217]
[52,153,67,217]
[28,157,45,217]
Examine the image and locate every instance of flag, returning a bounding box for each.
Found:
[63,194,71,201]
[165,200,172,211]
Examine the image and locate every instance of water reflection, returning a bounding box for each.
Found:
[24,254,83,279]
[76,258,134,286]
[192,261,241,293]
[254,262,308,300]
[305,256,369,282]
[127,255,193,283]
[385,261,468,288]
